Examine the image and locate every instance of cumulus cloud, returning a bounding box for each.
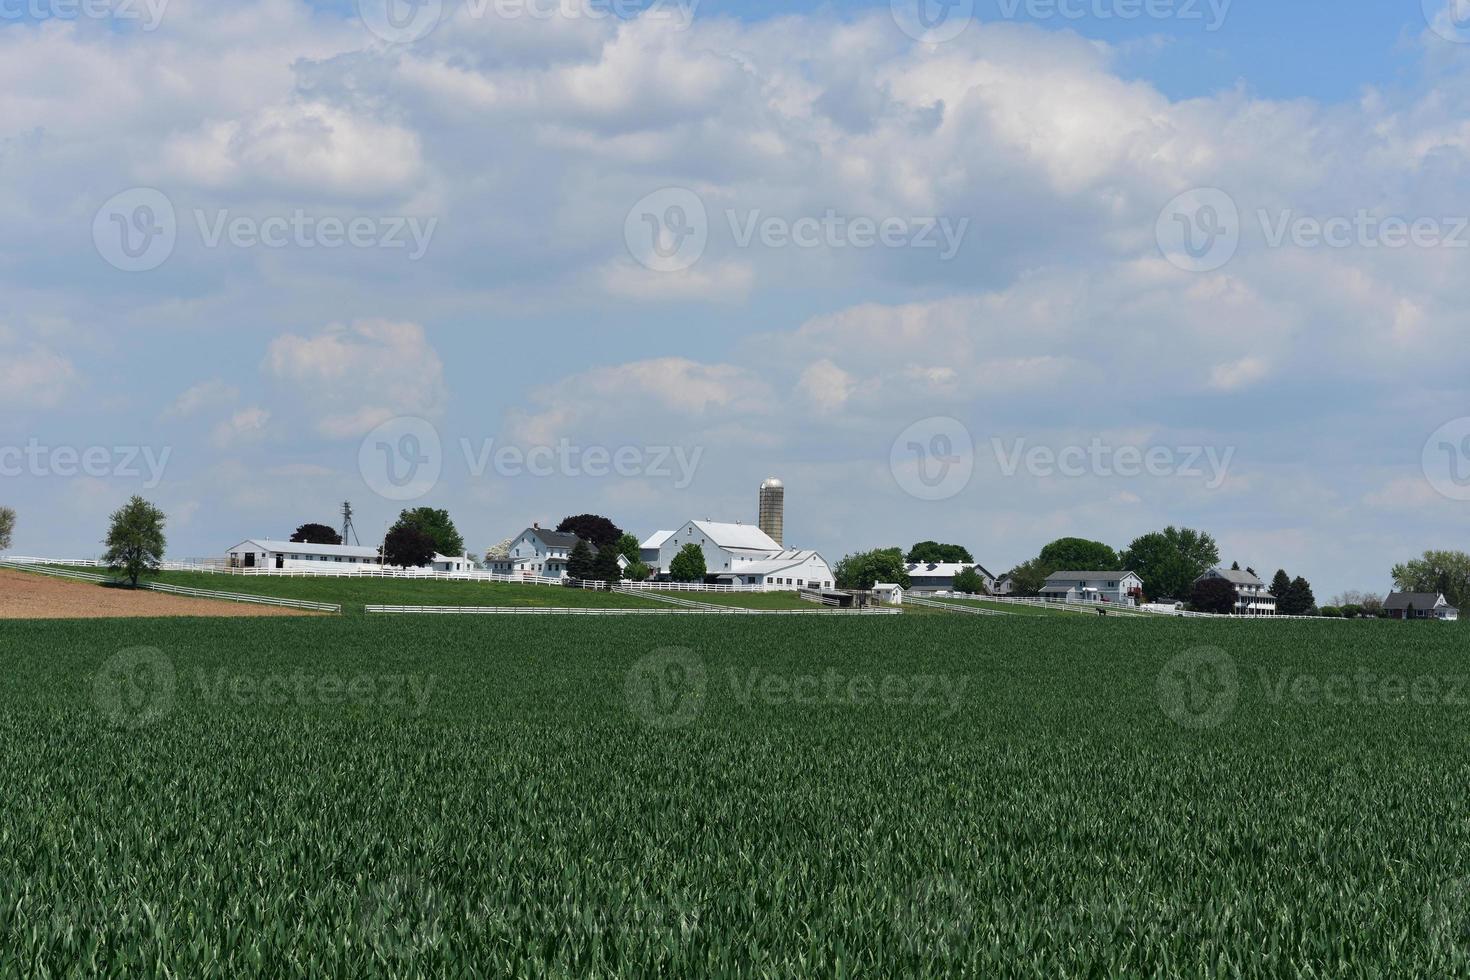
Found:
[264,320,447,438]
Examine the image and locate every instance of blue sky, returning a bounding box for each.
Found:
[2,0,1469,597]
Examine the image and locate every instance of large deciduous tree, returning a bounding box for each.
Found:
[392,508,464,558]
[103,496,167,587]
[906,541,974,564]
[382,525,436,568]
[1121,527,1220,601]
[1037,538,1121,573]
[668,543,707,583]
[1392,550,1470,611]
[952,567,988,595]
[290,523,342,545]
[1190,576,1238,615]
[834,548,911,590]
[556,515,622,551]
[615,532,642,564]
[0,506,13,552]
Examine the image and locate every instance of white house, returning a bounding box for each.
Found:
[904,562,996,595]
[486,525,586,579]
[431,554,476,574]
[1040,571,1144,605]
[1195,568,1277,616]
[1384,592,1460,621]
[654,520,834,591]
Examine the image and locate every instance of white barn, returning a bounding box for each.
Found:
[653,520,834,591]
[227,539,472,572]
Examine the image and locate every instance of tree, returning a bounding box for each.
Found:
[1270,570,1293,606]
[1037,538,1121,573]
[1004,559,1048,597]
[393,508,463,558]
[907,541,974,564]
[626,560,651,583]
[0,506,13,552]
[669,543,707,583]
[1282,576,1317,616]
[567,540,596,580]
[1392,550,1470,611]
[290,523,342,545]
[103,496,166,587]
[834,548,911,590]
[1121,527,1219,601]
[1333,590,1383,618]
[556,515,622,551]
[1190,576,1238,615]
[615,532,642,564]
[1230,561,1241,571]
[953,567,988,595]
[483,537,513,563]
[593,545,623,584]
[382,524,436,568]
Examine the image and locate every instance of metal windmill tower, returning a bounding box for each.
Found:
[341,501,360,546]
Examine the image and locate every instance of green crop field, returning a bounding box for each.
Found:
[2,612,1467,976]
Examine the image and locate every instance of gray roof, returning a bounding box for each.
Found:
[1043,570,1138,582]
[1384,592,1449,610]
[527,528,583,548]
[1205,568,1266,587]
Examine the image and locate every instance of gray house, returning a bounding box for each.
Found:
[1383,592,1459,621]
[1040,571,1144,605]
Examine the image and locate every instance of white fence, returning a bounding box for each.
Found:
[1,559,340,613]
[365,605,903,617]
[906,596,1009,616]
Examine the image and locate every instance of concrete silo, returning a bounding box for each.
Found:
[759,477,784,546]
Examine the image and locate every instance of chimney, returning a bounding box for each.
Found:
[533,522,539,530]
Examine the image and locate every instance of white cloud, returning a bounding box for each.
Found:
[0,339,76,409]
[164,380,240,419]
[209,406,271,448]
[264,320,447,438]
[1209,357,1270,392]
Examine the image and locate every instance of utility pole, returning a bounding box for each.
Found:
[341,501,360,546]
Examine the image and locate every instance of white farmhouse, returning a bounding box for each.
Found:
[486,525,586,579]
[1040,571,1144,606]
[1195,568,1277,616]
[654,520,834,590]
